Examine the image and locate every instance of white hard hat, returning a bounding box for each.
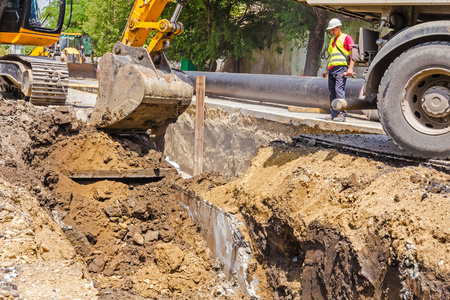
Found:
[327,18,342,30]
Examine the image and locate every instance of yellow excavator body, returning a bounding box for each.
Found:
[0,0,69,105]
[0,30,60,46]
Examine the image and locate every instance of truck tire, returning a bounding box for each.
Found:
[378,42,450,159]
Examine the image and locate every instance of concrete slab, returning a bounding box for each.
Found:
[173,183,257,297]
[67,88,97,108]
[200,96,384,134]
[166,96,385,178]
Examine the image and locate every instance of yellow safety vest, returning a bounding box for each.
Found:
[327,33,351,69]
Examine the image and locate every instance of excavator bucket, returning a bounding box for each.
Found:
[67,63,97,79]
[89,43,193,136]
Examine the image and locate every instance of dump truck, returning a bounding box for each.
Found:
[294,1,450,158]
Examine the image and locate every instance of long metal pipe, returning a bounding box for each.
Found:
[185,71,370,111]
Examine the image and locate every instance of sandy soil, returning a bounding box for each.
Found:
[185,142,450,299]
[1,96,449,299]
[0,100,97,299]
[0,99,246,299]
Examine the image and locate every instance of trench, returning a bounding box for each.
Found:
[159,99,450,299]
[43,97,446,299]
[2,98,447,299]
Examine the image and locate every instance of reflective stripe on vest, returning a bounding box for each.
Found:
[327,33,350,69]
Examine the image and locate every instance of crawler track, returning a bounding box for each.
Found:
[0,55,69,105]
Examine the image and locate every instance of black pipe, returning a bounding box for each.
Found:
[332,97,378,110]
[185,71,369,111]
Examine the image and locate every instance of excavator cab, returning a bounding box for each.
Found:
[0,0,68,105]
[0,0,65,46]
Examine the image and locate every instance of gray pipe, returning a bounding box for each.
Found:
[332,97,378,110]
[185,71,369,111]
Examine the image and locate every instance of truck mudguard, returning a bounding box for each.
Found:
[365,21,450,98]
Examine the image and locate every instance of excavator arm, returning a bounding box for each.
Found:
[121,0,187,52]
[89,0,193,136]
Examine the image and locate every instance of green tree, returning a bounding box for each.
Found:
[82,0,134,55]
[271,2,327,76]
[164,0,285,71]
[63,0,90,33]
[79,0,328,73]
[165,0,327,73]
[42,0,89,33]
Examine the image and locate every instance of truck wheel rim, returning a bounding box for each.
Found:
[402,68,450,135]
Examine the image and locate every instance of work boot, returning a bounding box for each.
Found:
[333,116,346,122]
[333,113,347,122]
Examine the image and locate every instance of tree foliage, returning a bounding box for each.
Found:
[73,0,327,72]
[42,0,89,33]
[82,0,134,55]
[163,0,320,70]
[63,0,90,33]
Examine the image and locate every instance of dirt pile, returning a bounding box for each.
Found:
[186,142,450,299]
[3,96,449,299]
[0,99,247,299]
[0,100,97,299]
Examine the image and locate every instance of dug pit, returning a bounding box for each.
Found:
[0,100,247,299]
[0,98,449,299]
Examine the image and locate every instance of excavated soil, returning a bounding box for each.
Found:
[0,99,247,299]
[184,143,450,299]
[1,96,450,299]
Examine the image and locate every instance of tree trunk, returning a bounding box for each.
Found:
[205,2,212,39]
[303,8,326,76]
[208,60,217,72]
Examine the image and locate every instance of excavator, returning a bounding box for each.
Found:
[0,0,68,105]
[28,32,98,79]
[0,0,448,158]
[0,0,193,136]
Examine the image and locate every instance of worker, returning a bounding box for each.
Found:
[322,18,355,122]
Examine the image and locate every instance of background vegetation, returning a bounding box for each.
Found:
[46,0,333,74]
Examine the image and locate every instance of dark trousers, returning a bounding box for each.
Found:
[328,66,348,118]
